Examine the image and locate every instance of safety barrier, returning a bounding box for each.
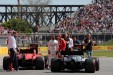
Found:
[0,47,8,55]
[93,46,113,50]
[0,46,113,56]
[0,47,48,56]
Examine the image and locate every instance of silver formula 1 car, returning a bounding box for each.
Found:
[51,45,99,73]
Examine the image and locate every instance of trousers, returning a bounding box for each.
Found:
[9,48,19,70]
[48,50,57,67]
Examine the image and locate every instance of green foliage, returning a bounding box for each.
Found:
[98,39,113,46]
[2,18,33,33]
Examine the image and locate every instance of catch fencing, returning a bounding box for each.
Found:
[0,32,113,47]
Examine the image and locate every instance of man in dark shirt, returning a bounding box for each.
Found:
[84,33,93,58]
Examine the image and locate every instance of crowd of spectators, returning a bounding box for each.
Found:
[1,0,113,34]
[1,0,113,46]
[53,0,113,34]
[0,26,8,35]
[0,25,17,35]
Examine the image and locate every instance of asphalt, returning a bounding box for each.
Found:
[0,56,113,75]
[0,56,4,66]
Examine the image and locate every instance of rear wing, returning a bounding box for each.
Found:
[19,44,38,54]
[19,48,34,53]
[60,45,84,55]
[74,45,84,51]
[60,51,84,55]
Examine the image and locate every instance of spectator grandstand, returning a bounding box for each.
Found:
[52,0,113,34]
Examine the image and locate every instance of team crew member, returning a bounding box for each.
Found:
[47,35,58,69]
[72,36,81,51]
[63,33,73,51]
[57,34,66,58]
[67,33,73,50]
[7,31,19,71]
[70,36,82,61]
[84,33,94,58]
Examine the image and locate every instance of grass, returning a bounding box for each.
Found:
[99,39,113,46]
[92,50,113,57]
[92,39,113,57]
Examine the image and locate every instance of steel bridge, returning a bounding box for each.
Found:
[0,5,84,26]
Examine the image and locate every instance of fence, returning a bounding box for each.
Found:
[0,32,113,47]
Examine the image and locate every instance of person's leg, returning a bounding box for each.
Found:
[13,52,19,71]
[48,52,52,69]
[9,49,15,71]
[90,51,93,58]
[48,51,56,68]
[53,51,57,58]
[86,50,90,58]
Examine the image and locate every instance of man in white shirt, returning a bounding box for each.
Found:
[7,32,17,51]
[7,31,19,71]
[47,35,58,69]
[68,33,73,49]
[64,33,73,51]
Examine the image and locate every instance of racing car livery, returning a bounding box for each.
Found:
[3,44,45,70]
[51,45,99,73]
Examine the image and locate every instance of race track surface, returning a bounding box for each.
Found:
[0,57,113,75]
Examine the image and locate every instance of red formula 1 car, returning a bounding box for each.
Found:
[3,44,45,70]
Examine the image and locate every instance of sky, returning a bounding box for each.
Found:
[0,0,92,23]
[0,0,92,5]
[0,0,92,12]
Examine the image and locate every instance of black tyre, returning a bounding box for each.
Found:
[85,58,96,73]
[44,56,48,68]
[51,58,61,72]
[92,57,100,71]
[35,56,45,70]
[3,56,10,70]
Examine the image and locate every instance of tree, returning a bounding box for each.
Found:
[22,0,51,32]
[2,18,33,33]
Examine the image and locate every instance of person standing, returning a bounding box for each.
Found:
[84,33,94,58]
[57,34,66,58]
[47,35,58,69]
[63,33,73,51]
[72,36,81,51]
[67,33,73,51]
[6,31,19,71]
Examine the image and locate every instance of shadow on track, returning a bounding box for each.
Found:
[44,69,88,73]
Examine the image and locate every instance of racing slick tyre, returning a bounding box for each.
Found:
[3,56,10,70]
[92,57,100,71]
[35,56,45,70]
[85,58,96,73]
[51,58,61,72]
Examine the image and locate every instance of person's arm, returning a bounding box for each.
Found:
[58,40,61,51]
[69,38,73,48]
[56,40,59,55]
[6,38,9,46]
[62,39,66,51]
[12,36,18,53]
[48,41,50,54]
[56,40,59,51]
[91,40,95,46]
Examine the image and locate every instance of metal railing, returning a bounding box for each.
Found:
[0,32,113,47]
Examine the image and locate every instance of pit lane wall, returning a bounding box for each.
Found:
[0,46,113,56]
